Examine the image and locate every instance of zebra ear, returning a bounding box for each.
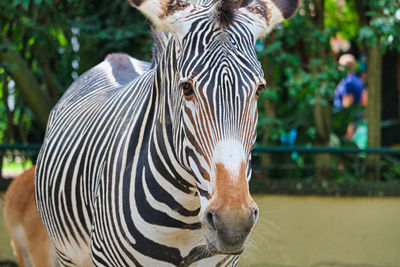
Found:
[239,0,299,38]
[129,0,194,36]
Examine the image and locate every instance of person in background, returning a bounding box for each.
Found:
[334,54,368,146]
[334,54,367,109]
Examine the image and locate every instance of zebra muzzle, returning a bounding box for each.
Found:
[199,157,259,254]
[203,205,258,254]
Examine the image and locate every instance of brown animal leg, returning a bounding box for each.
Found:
[8,233,31,267]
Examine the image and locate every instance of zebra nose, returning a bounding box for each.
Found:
[204,206,258,248]
[205,210,217,231]
[252,207,259,222]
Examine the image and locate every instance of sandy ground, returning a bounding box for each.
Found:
[240,196,400,267]
[1,196,400,266]
[0,204,14,263]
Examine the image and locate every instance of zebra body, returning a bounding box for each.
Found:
[36,54,230,266]
[35,0,298,266]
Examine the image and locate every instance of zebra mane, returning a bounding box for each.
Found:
[214,0,238,27]
[151,27,171,68]
[188,0,239,27]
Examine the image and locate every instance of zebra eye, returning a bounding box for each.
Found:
[256,84,265,98]
[180,82,194,97]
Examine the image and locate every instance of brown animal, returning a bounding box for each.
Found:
[2,166,58,267]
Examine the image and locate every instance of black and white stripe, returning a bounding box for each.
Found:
[35,0,298,266]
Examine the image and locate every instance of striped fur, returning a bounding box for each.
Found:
[35,0,298,266]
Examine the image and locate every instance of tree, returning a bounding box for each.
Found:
[258,0,343,180]
[311,0,332,181]
[0,37,53,130]
[355,0,400,180]
[0,0,153,139]
[0,0,153,178]
[259,32,277,179]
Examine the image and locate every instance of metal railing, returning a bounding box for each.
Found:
[1,144,400,195]
[1,144,400,182]
[253,146,400,155]
[0,143,42,151]
[1,144,400,154]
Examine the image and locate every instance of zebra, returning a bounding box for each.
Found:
[35,0,298,266]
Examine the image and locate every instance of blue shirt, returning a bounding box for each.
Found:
[334,74,365,109]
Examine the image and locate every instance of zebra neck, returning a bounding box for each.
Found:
[144,43,201,214]
[147,117,200,202]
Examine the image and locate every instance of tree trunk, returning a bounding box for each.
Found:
[0,37,53,130]
[39,46,59,104]
[1,77,14,180]
[354,0,382,181]
[398,52,400,117]
[260,33,277,179]
[354,0,368,26]
[312,0,331,181]
[365,44,382,180]
[313,95,331,180]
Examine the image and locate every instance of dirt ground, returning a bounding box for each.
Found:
[1,195,400,266]
[0,204,14,263]
[240,195,400,267]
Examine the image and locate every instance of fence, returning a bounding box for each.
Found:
[251,146,400,181]
[1,144,400,195]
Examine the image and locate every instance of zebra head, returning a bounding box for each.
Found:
[131,0,298,255]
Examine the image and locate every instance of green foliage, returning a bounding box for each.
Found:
[358,0,400,50]
[0,0,153,145]
[257,1,345,147]
[256,0,400,181]
[0,0,399,181]
[257,0,400,149]
[325,0,360,40]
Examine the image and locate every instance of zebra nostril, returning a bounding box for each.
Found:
[205,211,217,231]
[253,208,259,221]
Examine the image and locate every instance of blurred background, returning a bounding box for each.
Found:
[0,0,400,266]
